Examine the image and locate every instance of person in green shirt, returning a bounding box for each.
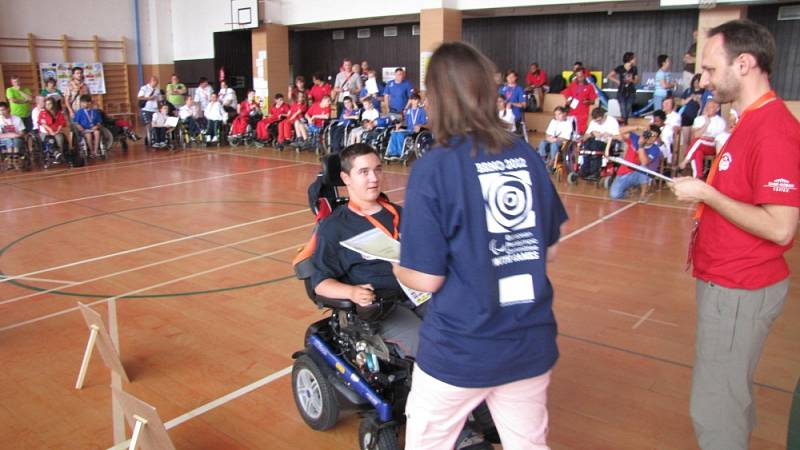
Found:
[5,75,33,131]
[166,74,187,107]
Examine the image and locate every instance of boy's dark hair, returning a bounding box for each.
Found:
[409,93,420,101]
[623,52,635,63]
[657,54,669,67]
[340,143,380,174]
[79,94,92,103]
[708,19,775,74]
[553,106,566,114]
[653,110,667,121]
[591,107,606,119]
[505,69,518,78]
[363,95,373,103]
[573,61,583,67]
[312,72,323,81]
[199,76,208,84]
[342,96,353,103]
[274,93,284,100]
[46,77,57,85]
[0,101,9,109]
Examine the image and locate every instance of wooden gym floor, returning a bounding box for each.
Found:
[0,141,797,450]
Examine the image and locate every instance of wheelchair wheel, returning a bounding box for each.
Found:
[229,136,241,147]
[414,131,433,160]
[359,419,400,450]
[567,172,578,185]
[292,354,339,431]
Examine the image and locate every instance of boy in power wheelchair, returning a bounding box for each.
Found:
[292,144,495,450]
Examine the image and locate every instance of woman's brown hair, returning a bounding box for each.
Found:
[425,42,513,155]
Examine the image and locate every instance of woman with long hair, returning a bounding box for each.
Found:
[394,42,568,450]
[38,96,72,151]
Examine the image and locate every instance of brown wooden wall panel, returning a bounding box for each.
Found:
[289,23,421,90]
[462,9,698,86]
[748,3,800,101]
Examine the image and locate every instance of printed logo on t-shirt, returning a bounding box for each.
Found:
[476,158,536,233]
[718,152,732,171]
[764,178,797,193]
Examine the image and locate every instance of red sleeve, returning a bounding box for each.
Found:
[560,83,573,97]
[56,113,67,128]
[751,125,800,207]
[526,73,535,86]
[587,86,598,102]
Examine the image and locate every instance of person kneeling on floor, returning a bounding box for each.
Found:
[610,126,663,202]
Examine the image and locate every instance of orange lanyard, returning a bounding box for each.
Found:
[348,199,400,240]
[692,90,777,223]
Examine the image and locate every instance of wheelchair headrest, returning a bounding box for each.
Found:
[321,153,345,187]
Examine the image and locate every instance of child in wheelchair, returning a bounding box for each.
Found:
[178,96,204,141]
[579,107,621,180]
[74,95,111,158]
[256,93,290,145]
[348,97,380,145]
[329,96,361,153]
[38,96,75,165]
[292,144,495,449]
[0,101,29,171]
[384,94,427,161]
[203,92,227,144]
[292,96,331,150]
[150,104,176,148]
[228,90,261,144]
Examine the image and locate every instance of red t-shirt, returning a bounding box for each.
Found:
[287,103,307,122]
[309,83,332,104]
[306,103,331,127]
[268,103,290,121]
[526,70,548,88]
[693,99,800,289]
[38,110,67,133]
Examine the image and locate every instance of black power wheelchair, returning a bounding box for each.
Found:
[290,153,498,450]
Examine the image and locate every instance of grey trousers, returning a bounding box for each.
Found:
[690,278,789,450]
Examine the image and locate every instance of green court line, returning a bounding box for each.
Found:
[0,201,308,298]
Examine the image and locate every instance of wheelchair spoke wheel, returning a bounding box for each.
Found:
[292,354,339,431]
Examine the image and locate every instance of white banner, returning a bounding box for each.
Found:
[39,62,107,95]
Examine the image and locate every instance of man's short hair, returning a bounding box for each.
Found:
[0,102,9,109]
[653,110,667,121]
[199,76,208,84]
[573,61,583,67]
[342,96,353,103]
[591,107,606,119]
[395,68,404,73]
[340,143,380,174]
[79,94,92,103]
[72,67,83,74]
[657,54,669,67]
[708,19,775,74]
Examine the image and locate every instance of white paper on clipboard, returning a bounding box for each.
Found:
[569,98,579,109]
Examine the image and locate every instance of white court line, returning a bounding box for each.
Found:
[107,366,293,449]
[0,276,77,285]
[557,191,692,211]
[0,162,304,214]
[0,242,302,333]
[0,152,210,184]
[608,309,679,328]
[559,201,638,242]
[0,185,406,286]
[0,222,313,306]
[632,308,655,329]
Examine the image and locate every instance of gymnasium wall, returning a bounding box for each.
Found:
[748,3,800,101]
[462,9,698,87]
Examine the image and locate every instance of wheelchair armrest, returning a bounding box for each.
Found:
[314,295,356,311]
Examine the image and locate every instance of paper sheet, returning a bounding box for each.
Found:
[165,117,179,127]
[608,156,673,182]
[366,78,379,95]
[340,228,399,263]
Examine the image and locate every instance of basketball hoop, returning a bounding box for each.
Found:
[699,0,717,10]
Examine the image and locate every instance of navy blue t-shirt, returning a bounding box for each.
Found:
[384,80,413,113]
[311,204,403,293]
[400,135,568,387]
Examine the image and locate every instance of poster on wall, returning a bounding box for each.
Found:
[39,62,107,95]
[419,52,432,91]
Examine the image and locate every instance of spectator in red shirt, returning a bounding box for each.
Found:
[525,63,548,112]
[560,70,597,134]
[288,75,306,104]
[670,20,799,450]
[38,96,72,151]
[308,73,332,104]
[256,93,290,142]
[293,96,331,149]
[277,91,307,149]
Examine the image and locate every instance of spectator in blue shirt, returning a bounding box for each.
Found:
[73,94,104,158]
[498,70,526,135]
[394,42,568,450]
[610,127,663,201]
[383,68,413,116]
[653,54,676,111]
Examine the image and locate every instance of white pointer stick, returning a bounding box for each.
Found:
[608,156,673,183]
